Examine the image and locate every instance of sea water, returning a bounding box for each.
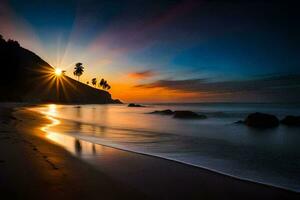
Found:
[31,103,300,192]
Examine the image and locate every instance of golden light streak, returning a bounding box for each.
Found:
[39,105,98,156]
[41,115,60,133]
[54,68,62,76]
[28,64,79,102]
[40,104,60,133]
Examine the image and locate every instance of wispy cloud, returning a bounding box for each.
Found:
[128,70,156,79]
[135,75,300,102]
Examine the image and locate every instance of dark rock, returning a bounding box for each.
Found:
[9,116,17,120]
[234,120,244,124]
[281,116,300,126]
[128,103,144,107]
[112,99,123,104]
[150,109,174,115]
[244,112,279,128]
[173,111,207,119]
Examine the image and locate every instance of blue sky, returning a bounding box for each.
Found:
[1,0,298,102]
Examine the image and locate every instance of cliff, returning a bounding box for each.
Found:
[0,35,121,104]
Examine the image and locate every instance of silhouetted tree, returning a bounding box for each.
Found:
[103,80,107,88]
[7,39,20,47]
[92,78,97,87]
[99,78,104,87]
[73,62,84,81]
[98,78,111,90]
[0,34,5,44]
[104,82,111,90]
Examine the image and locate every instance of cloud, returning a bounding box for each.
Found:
[135,75,300,102]
[128,70,156,79]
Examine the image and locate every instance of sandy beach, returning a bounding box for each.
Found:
[0,104,299,200]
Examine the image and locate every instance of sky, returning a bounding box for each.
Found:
[0,0,299,102]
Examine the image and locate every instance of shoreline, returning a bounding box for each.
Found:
[67,135,300,193]
[38,111,298,193]
[1,104,299,199]
[0,104,146,199]
[27,105,300,193]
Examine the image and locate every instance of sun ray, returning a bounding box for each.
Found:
[55,68,62,76]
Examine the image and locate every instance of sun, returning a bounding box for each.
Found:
[54,68,62,76]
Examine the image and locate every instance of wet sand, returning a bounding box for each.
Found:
[0,104,146,200]
[0,104,299,200]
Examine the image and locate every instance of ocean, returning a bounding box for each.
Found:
[30,103,300,192]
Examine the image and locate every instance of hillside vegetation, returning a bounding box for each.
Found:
[0,35,120,104]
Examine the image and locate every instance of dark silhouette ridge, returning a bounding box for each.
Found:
[0,34,121,104]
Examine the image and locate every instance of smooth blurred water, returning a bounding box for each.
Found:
[31,103,300,191]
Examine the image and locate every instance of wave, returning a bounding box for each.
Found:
[58,131,300,193]
[30,105,300,193]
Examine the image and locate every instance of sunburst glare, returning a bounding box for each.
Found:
[54,68,62,76]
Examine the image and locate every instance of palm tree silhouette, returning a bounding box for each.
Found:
[73,63,84,81]
[103,80,107,88]
[92,78,97,88]
[105,82,111,90]
[99,78,104,87]
[99,78,111,90]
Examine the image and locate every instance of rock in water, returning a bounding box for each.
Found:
[245,112,279,128]
[173,111,207,119]
[112,99,123,104]
[281,116,300,126]
[150,109,174,115]
[234,120,244,124]
[128,103,144,107]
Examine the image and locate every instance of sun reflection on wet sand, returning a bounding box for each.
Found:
[40,104,105,158]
